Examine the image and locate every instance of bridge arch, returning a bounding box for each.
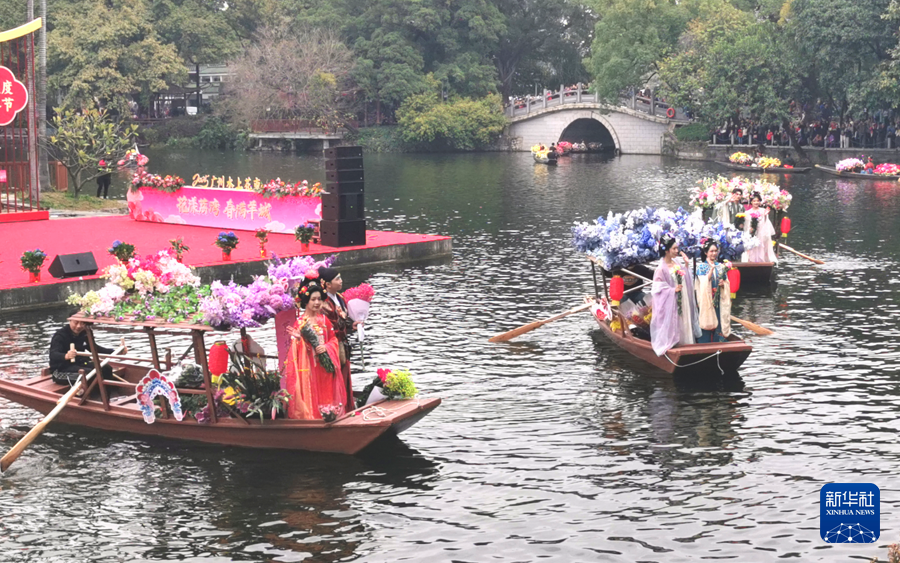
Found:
[506,103,671,155]
[552,112,620,152]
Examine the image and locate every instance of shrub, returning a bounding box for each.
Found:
[397,93,507,151]
[675,123,710,142]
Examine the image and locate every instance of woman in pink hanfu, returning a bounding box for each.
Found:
[650,233,701,356]
[743,191,778,263]
[283,275,346,420]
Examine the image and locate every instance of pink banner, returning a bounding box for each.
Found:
[128,186,321,233]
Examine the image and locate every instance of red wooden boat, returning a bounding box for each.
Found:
[585,258,752,375]
[0,316,440,455]
[591,311,752,375]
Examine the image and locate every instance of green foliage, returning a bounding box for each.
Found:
[47,107,139,198]
[674,123,709,141]
[223,350,291,423]
[397,92,507,150]
[20,249,48,274]
[383,369,417,399]
[350,125,407,153]
[587,0,691,102]
[48,0,187,114]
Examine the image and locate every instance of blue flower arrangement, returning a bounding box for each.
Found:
[572,207,757,270]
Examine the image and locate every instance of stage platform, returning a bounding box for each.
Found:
[0,215,451,311]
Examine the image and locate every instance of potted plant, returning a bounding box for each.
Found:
[108,240,136,263]
[214,231,239,261]
[20,249,47,282]
[294,223,315,251]
[255,228,271,258]
[169,237,190,262]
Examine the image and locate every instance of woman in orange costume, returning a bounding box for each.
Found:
[283,273,345,420]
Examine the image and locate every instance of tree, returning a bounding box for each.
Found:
[493,0,596,99]
[48,0,186,115]
[396,88,507,150]
[221,26,358,127]
[586,0,691,103]
[46,107,138,198]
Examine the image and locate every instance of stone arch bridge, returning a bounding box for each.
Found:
[506,86,689,155]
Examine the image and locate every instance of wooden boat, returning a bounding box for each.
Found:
[570,142,588,153]
[591,311,752,375]
[814,164,900,180]
[532,151,558,164]
[716,161,811,173]
[0,316,440,455]
[732,261,775,285]
[585,259,752,376]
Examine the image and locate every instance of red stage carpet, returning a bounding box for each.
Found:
[0,215,447,291]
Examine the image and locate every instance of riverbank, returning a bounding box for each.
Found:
[665,135,900,164]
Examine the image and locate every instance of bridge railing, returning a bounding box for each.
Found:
[505,84,691,122]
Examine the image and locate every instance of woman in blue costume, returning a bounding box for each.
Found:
[694,239,732,343]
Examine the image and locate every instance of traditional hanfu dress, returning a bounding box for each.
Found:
[650,258,701,356]
[743,207,778,263]
[695,262,732,343]
[283,312,346,420]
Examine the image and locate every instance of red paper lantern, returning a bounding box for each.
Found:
[780,216,791,238]
[609,275,624,306]
[208,340,229,377]
[727,268,741,299]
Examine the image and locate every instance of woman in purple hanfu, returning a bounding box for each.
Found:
[650,233,701,356]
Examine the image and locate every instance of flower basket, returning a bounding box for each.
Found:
[108,240,136,263]
[214,231,239,256]
[295,223,315,245]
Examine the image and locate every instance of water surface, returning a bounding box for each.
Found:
[2,150,899,561]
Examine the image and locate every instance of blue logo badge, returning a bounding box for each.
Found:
[820,483,880,543]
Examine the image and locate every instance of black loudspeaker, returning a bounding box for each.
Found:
[322,193,365,221]
[325,156,364,171]
[48,252,98,278]
[325,168,364,184]
[323,146,363,159]
[320,219,366,247]
[324,181,364,196]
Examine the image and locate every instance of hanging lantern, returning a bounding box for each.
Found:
[208,340,229,383]
[609,275,624,306]
[780,216,791,238]
[727,267,741,299]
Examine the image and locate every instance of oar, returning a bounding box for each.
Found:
[779,243,825,265]
[1,341,125,473]
[730,315,774,336]
[489,303,592,343]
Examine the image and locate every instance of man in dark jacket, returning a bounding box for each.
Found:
[49,318,118,384]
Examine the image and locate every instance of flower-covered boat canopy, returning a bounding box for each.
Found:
[835,158,864,172]
[690,176,792,211]
[572,207,758,271]
[69,251,336,329]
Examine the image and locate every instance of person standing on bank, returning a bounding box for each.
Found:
[96,159,112,199]
[49,318,122,384]
[318,267,358,407]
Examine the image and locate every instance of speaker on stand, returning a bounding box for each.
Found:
[321,146,366,247]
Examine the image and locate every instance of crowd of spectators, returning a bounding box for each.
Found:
[710,103,900,149]
[507,84,592,110]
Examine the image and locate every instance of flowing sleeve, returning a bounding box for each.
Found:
[679,258,702,338]
[650,265,680,356]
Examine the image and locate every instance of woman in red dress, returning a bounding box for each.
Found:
[283,274,345,420]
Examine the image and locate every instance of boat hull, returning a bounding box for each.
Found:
[732,261,774,285]
[533,153,558,164]
[814,164,900,180]
[0,376,440,455]
[716,161,811,173]
[593,317,752,376]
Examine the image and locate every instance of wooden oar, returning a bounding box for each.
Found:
[779,243,825,265]
[489,303,592,343]
[1,342,125,473]
[730,315,774,336]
